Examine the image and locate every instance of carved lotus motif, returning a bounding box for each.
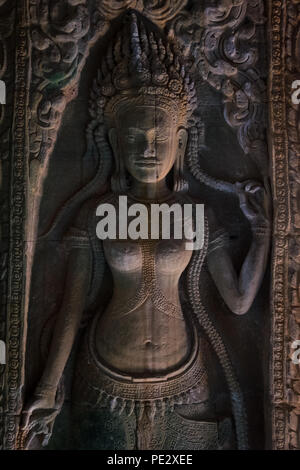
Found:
[97,0,187,27]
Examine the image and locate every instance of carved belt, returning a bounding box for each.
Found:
[73,320,208,417]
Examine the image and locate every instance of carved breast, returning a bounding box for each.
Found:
[103,238,192,277]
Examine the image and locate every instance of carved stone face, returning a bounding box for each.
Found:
[109,102,187,184]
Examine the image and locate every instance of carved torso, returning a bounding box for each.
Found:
[75,192,195,376]
[97,236,193,375]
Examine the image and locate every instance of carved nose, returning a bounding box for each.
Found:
[144,149,155,158]
[143,140,156,158]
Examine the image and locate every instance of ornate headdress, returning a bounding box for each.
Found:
[88,12,233,194]
[90,11,197,127]
[87,11,198,193]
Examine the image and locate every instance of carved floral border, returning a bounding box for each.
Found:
[0,0,14,449]
[269,0,300,450]
[0,0,30,450]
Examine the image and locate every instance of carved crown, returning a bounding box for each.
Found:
[90,10,197,126]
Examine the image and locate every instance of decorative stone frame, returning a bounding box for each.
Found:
[0,0,299,450]
[268,0,300,451]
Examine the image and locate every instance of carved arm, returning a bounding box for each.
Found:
[21,246,92,429]
[207,181,271,315]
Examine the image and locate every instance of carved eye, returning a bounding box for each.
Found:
[125,134,136,144]
[155,135,168,142]
[155,130,168,142]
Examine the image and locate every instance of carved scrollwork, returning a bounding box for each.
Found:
[169,0,267,176]
[29,0,102,168]
[97,0,187,27]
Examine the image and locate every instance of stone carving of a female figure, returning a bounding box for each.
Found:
[20,12,270,450]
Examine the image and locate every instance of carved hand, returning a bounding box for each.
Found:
[19,385,64,449]
[236,179,271,229]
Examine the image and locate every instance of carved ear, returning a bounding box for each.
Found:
[174,128,188,192]
[108,128,128,193]
[108,128,118,160]
[177,128,188,154]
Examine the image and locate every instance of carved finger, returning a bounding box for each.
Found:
[236,179,261,192]
[237,189,248,207]
[20,409,33,429]
[244,182,263,194]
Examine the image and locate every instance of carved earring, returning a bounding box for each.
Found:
[109,129,128,193]
[173,128,188,192]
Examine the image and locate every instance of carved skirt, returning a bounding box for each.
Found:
[70,316,233,450]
